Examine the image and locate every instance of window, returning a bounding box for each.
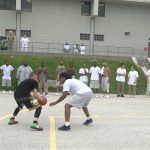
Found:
[80,33,90,40]
[94,34,104,41]
[5,29,16,36]
[81,1,91,16]
[0,0,16,10]
[98,3,105,17]
[21,0,32,12]
[20,30,31,37]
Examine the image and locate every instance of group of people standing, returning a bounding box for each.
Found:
[2,60,150,98]
[63,42,86,54]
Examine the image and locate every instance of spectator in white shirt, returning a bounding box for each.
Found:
[63,42,70,53]
[0,61,14,93]
[73,44,79,54]
[20,35,29,52]
[79,64,89,85]
[16,61,33,85]
[116,63,126,97]
[89,62,101,97]
[146,69,150,96]
[79,43,86,55]
[127,65,139,97]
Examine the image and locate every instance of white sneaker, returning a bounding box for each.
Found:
[3,91,6,94]
[106,95,109,98]
[55,93,58,96]
[46,94,49,97]
[9,90,12,94]
[95,95,98,98]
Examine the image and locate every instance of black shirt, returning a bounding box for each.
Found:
[14,78,38,99]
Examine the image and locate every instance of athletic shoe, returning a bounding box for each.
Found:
[106,95,109,98]
[3,91,6,94]
[55,93,58,96]
[31,122,43,131]
[121,95,125,97]
[9,90,12,94]
[58,125,71,131]
[83,118,93,125]
[8,118,18,125]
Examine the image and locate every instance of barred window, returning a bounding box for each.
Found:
[80,33,90,40]
[0,0,16,10]
[98,3,105,17]
[81,1,91,16]
[21,0,32,12]
[94,34,104,41]
[20,30,31,37]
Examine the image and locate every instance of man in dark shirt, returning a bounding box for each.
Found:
[8,72,43,131]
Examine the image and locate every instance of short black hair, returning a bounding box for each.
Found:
[59,72,72,79]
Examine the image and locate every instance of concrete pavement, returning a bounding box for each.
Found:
[0,92,150,150]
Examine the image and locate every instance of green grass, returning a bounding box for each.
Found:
[0,54,147,94]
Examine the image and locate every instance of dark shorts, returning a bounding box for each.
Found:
[15,97,40,110]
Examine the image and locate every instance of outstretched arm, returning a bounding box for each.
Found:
[49,91,68,106]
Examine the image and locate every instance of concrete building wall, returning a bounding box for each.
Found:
[0,0,150,54]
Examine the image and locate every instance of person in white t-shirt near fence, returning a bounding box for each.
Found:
[49,72,93,131]
[20,35,29,52]
[89,62,101,98]
[79,43,86,55]
[127,65,139,98]
[79,64,89,85]
[146,68,150,96]
[63,42,70,53]
[0,61,14,93]
[116,63,126,97]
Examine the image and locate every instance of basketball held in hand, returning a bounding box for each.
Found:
[38,96,47,106]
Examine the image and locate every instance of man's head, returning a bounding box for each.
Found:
[59,72,71,84]
[29,72,38,81]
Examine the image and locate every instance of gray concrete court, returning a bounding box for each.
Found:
[0,92,150,150]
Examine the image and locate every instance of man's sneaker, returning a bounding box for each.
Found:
[83,119,93,125]
[3,90,6,94]
[58,125,71,131]
[31,122,43,131]
[8,118,18,125]
[121,95,125,97]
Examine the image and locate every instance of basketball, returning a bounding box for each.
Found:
[38,96,47,106]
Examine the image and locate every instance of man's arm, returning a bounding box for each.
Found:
[49,91,68,106]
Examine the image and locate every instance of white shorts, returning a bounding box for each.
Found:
[101,77,109,92]
[90,80,100,89]
[2,79,11,87]
[67,91,93,109]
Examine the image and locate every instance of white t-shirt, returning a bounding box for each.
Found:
[79,68,89,83]
[80,46,86,54]
[128,70,139,85]
[0,64,14,79]
[89,66,101,80]
[116,68,126,82]
[63,78,92,95]
[21,37,29,46]
[146,69,150,83]
[64,45,70,51]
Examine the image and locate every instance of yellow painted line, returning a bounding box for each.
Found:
[50,116,56,150]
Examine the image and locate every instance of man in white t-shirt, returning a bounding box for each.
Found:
[127,66,139,97]
[146,68,150,95]
[49,72,93,131]
[63,42,70,53]
[79,64,89,85]
[79,43,86,55]
[116,63,126,97]
[89,62,101,97]
[20,35,29,52]
[0,61,14,93]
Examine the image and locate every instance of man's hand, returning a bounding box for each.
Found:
[49,102,57,106]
